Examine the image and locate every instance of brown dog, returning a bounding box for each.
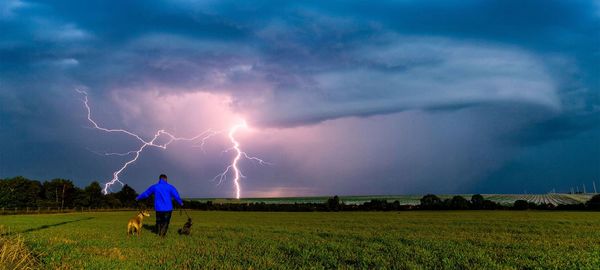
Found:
[127,210,150,236]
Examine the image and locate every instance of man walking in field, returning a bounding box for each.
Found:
[136,174,183,237]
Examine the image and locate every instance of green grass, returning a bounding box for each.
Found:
[1,211,599,269]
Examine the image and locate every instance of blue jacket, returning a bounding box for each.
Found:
[136,179,183,211]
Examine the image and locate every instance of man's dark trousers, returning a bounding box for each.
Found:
[156,211,172,236]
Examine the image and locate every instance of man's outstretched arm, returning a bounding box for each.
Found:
[136,185,154,200]
[171,187,183,206]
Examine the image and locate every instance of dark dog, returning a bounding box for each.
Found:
[178,218,192,235]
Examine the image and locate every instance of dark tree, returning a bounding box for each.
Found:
[449,196,470,210]
[115,184,138,208]
[327,195,341,211]
[513,200,529,210]
[73,187,88,207]
[482,199,500,210]
[0,176,42,208]
[84,181,104,207]
[586,194,600,210]
[364,199,388,210]
[471,194,485,209]
[41,179,77,209]
[528,202,538,209]
[104,193,122,208]
[420,194,442,209]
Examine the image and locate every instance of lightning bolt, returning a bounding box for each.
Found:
[76,89,219,194]
[77,88,269,198]
[212,121,270,199]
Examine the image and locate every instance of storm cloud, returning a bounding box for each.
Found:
[0,0,598,197]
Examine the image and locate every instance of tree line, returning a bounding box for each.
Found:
[417,194,600,211]
[2,176,599,211]
[0,176,138,209]
[180,194,600,212]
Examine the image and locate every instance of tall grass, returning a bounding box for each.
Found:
[1,212,600,268]
[0,226,38,270]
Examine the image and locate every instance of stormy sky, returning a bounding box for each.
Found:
[0,0,598,197]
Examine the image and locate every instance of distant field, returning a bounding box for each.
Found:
[190,193,595,206]
[2,211,599,269]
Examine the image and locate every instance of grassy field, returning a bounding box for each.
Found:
[1,211,600,269]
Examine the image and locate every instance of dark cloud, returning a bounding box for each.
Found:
[0,0,598,195]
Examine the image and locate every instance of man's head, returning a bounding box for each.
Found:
[159,174,168,181]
